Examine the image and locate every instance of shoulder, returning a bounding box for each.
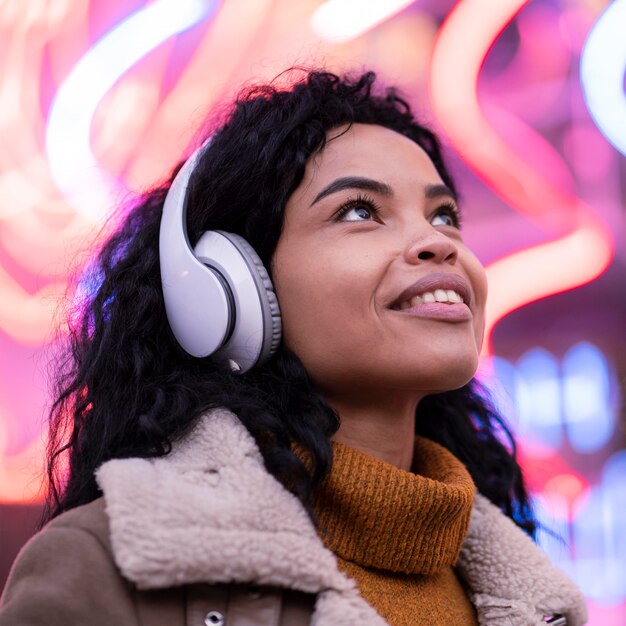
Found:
[27,498,117,577]
[0,498,137,626]
[45,497,111,547]
[8,497,114,574]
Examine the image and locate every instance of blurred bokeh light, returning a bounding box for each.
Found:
[0,1,624,623]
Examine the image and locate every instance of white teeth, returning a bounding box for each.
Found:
[397,289,463,309]
[434,289,448,302]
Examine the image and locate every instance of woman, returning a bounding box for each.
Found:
[0,70,586,625]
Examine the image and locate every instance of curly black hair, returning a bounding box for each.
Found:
[44,68,536,536]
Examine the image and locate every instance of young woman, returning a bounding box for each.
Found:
[0,70,586,626]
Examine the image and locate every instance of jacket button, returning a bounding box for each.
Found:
[204,611,225,626]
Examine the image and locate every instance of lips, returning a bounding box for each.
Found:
[390,272,472,311]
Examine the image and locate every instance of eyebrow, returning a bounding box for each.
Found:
[425,183,458,203]
[310,176,392,206]
[310,176,457,206]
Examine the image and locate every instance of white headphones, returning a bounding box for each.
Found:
[159,143,282,373]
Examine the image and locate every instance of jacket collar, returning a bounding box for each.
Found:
[96,409,587,626]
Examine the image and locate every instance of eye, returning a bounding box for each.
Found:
[333,194,382,223]
[430,202,462,229]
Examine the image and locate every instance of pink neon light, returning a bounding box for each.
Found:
[0,0,273,504]
[0,441,46,504]
[429,0,614,355]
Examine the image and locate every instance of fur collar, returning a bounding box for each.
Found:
[96,409,587,626]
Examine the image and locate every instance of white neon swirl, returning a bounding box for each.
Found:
[580,0,626,156]
[310,0,415,42]
[46,0,220,222]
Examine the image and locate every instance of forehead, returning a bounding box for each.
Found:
[291,123,443,205]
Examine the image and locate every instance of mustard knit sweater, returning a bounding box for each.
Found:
[313,436,479,626]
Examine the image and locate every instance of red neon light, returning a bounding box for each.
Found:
[429,0,614,356]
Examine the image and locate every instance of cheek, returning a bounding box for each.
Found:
[467,256,488,349]
[272,240,379,365]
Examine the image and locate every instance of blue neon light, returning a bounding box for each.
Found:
[516,348,563,449]
[562,342,614,454]
[491,343,617,453]
[580,0,626,156]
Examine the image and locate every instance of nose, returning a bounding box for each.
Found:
[404,229,458,265]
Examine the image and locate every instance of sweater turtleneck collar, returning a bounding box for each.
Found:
[313,436,475,576]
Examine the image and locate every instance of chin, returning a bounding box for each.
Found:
[427,375,475,394]
[300,344,481,397]
[400,354,479,393]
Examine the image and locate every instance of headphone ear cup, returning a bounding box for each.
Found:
[193,231,281,372]
[219,232,282,360]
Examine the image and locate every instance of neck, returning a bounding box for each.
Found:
[327,392,421,471]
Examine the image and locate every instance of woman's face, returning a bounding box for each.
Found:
[271,123,487,402]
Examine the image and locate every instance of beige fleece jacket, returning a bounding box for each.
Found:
[0,408,588,626]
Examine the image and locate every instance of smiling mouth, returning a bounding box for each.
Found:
[393,289,465,310]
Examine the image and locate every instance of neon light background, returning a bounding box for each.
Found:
[0,1,624,622]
